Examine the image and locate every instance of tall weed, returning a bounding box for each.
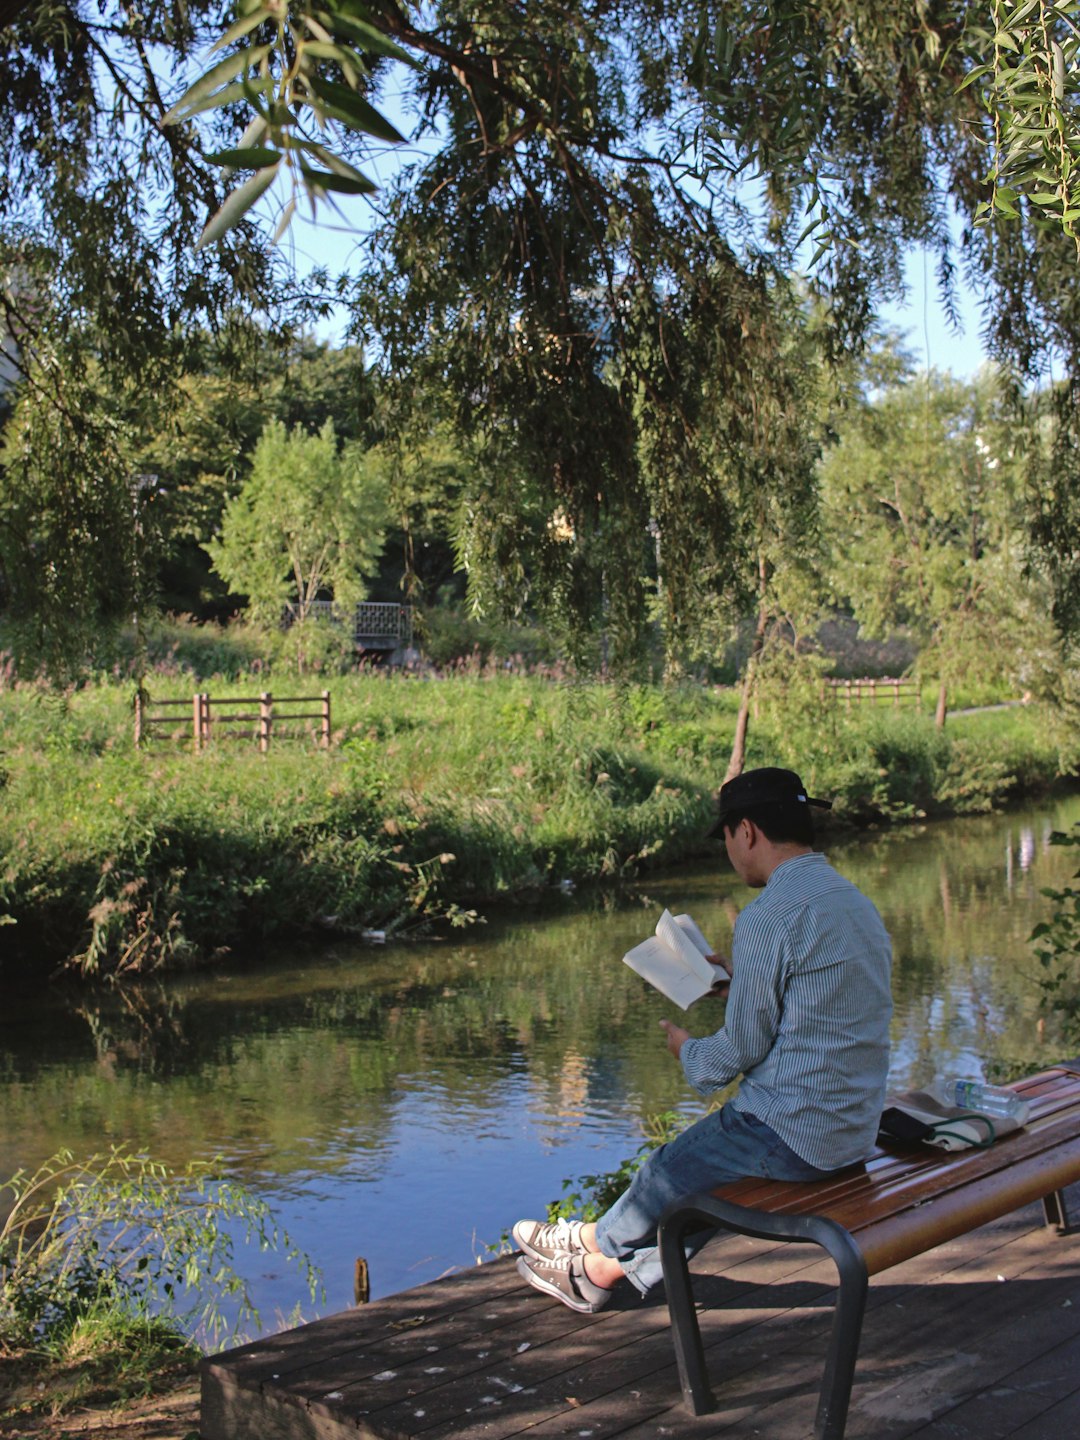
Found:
[0,1148,321,1354]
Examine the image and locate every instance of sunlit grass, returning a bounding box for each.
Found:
[0,663,1069,980]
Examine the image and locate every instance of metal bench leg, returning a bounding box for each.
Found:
[658,1206,715,1414]
[814,1240,869,1440]
[660,1194,869,1440]
[1043,1188,1070,1234]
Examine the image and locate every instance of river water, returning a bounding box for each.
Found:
[2,795,1078,1330]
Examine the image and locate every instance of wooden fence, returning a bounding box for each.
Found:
[826,676,920,709]
[135,691,331,751]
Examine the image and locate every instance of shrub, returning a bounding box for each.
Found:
[0,1148,321,1355]
[1030,824,1080,1041]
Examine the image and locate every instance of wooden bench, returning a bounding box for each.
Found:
[657,1061,1080,1440]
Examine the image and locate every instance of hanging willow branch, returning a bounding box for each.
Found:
[965,0,1080,251]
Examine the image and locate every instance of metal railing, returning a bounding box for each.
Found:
[282,601,412,648]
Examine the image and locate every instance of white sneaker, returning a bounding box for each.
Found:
[512,1216,588,1262]
[516,1252,612,1313]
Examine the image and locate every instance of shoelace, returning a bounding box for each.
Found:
[544,1252,575,1273]
[530,1218,583,1251]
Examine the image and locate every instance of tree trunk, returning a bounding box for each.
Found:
[935,680,947,728]
[725,558,770,784]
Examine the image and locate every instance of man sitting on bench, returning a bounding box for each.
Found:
[513,766,894,1313]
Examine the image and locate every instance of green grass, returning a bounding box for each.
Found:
[0,1316,199,1433]
[0,662,1071,981]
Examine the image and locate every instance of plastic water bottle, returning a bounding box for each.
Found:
[931,1077,1029,1123]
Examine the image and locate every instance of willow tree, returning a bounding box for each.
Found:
[7,1,1080,683]
[820,363,1042,723]
[0,0,389,676]
[339,4,982,679]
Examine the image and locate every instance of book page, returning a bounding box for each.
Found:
[655,909,715,982]
[622,935,712,1010]
[671,912,714,959]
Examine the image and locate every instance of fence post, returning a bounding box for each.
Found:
[259,692,272,754]
[321,690,331,748]
[193,693,203,751]
[134,690,144,749]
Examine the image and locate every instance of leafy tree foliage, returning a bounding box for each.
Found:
[205,417,387,635]
[5,1,1080,678]
[0,358,158,679]
[819,361,1052,711]
[133,334,377,617]
[0,1,344,674]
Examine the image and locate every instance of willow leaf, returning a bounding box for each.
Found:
[171,76,275,123]
[298,164,376,195]
[163,45,272,124]
[210,9,272,56]
[203,146,284,169]
[315,7,416,64]
[304,73,405,142]
[197,163,281,250]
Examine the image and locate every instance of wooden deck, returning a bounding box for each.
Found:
[201,1179,1080,1440]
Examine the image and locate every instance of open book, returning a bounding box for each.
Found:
[622,909,726,1010]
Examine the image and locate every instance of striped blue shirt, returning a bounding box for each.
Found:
[680,851,892,1170]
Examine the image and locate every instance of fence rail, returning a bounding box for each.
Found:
[135,691,331,751]
[826,676,920,709]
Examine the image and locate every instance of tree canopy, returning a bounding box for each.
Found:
[206,416,387,625]
[3,2,1080,676]
[819,362,1048,710]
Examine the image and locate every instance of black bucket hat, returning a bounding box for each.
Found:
[708,766,832,837]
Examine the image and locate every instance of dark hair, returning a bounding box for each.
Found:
[722,802,815,847]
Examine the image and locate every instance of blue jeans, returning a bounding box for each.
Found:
[594,1105,833,1295]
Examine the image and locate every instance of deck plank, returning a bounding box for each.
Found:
[200,1183,1080,1440]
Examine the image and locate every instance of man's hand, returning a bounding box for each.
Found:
[707,953,732,997]
[660,1018,690,1058]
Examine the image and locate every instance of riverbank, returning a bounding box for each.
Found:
[0,1347,200,1440]
[0,671,1072,983]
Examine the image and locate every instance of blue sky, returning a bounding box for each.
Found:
[878,246,987,378]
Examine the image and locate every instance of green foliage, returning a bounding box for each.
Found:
[205,417,387,633]
[0,674,721,977]
[416,603,560,672]
[8,1,1080,683]
[487,1108,696,1246]
[0,361,151,682]
[163,1,410,246]
[546,1110,694,1225]
[757,702,1061,823]
[0,1147,321,1353]
[1030,823,1080,1037]
[1026,378,1080,643]
[130,337,378,620]
[0,666,1068,981]
[819,362,1049,700]
[966,0,1080,250]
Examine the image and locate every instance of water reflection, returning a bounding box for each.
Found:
[0,795,1077,1320]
